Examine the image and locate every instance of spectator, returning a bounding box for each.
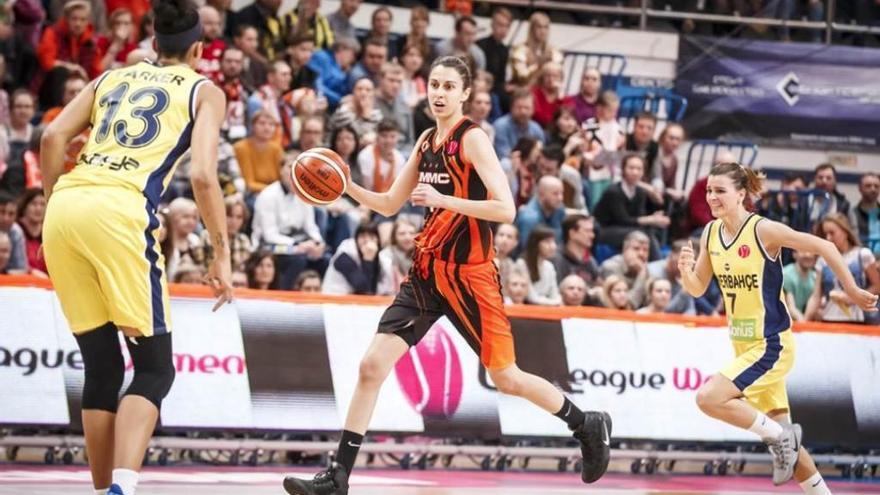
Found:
[294,269,322,292]
[0,192,26,273]
[247,59,293,135]
[516,175,565,250]
[15,188,46,276]
[652,122,686,203]
[517,226,562,305]
[47,0,106,33]
[326,0,361,43]
[783,251,817,322]
[565,67,601,124]
[625,111,660,187]
[284,32,318,90]
[199,196,254,272]
[97,8,137,71]
[323,223,387,295]
[395,6,432,68]
[215,47,250,142]
[309,39,358,110]
[468,90,494,144]
[155,209,175,274]
[282,0,334,51]
[0,90,35,196]
[399,44,427,110]
[252,159,327,288]
[758,172,806,239]
[637,278,672,314]
[477,7,513,113]
[505,137,541,208]
[503,264,531,305]
[360,7,399,60]
[509,11,563,87]
[170,137,245,199]
[806,213,880,323]
[206,0,234,38]
[375,62,414,152]
[232,270,249,288]
[378,218,416,294]
[850,172,880,257]
[560,274,588,307]
[493,88,545,160]
[37,0,101,79]
[196,6,227,80]
[231,0,285,61]
[244,250,278,290]
[348,37,387,90]
[547,105,580,150]
[594,154,669,258]
[41,72,87,124]
[234,110,284,194]
[173,263,206,285]
[234,24,269,89]
[435,15,485,71]
[600,274,633,311]
[536,143,586,213]
[329,77,383,146]
[330,125,361,181]
[799,163,851,231]
[599,230,650,308]
[294,115,325,151]
[647,239,695,314]
[134,10,156,55]
[356,119,404,194]
[412,96,436,138]
[166,197,203,280]
[494,222,519,284]
[531,61,564,127]
[582,90,624,209]
[554,214,600,287]
[0,230,11,274]
[9,0,45,47]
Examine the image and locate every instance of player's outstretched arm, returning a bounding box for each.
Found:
[758,219,879,313]
[410,128,516,224]
[40,77,97,199]
[190,83,233,311]
[345,129,429,217]
[679,226,713,298]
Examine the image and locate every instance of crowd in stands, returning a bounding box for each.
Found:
[0,0,877,325]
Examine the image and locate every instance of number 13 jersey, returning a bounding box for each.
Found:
[55,60,209,207]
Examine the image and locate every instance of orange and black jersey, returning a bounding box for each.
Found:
[414,118,495,264]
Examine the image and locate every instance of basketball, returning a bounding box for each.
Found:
[290,147,350,205]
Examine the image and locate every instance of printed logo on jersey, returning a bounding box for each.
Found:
[446,140,459,155]
[419,171,451,184]
[738,245,751,258]
[717,273,759,291]
[420,139,430,153]
[724,262,731,272]
[729,318,757,341]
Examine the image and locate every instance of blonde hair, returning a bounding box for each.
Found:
[816,212,861,249]
[601,275,632,310]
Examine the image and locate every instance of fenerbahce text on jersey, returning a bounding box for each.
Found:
[707,213,792,342]
[54,61,209,207]
[414,118,495,264]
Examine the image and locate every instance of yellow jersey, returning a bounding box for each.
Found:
[707,213,792,342]
[54,60,209,207]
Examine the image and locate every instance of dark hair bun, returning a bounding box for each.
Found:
[152,0,199,35]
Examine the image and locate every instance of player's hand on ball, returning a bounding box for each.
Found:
[679,239,696,273]
[206,259,234,312]
[411,183,445,208]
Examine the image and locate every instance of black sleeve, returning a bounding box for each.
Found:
[594,186,640,228]
[333,254,374,294]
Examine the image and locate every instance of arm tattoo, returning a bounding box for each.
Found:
[214,233,227,250]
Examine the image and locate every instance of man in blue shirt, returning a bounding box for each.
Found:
[347,37,386,92]
[850,172,880,258]
[493,88,545,160]
[308,39,358,110]
[516,175,565,251]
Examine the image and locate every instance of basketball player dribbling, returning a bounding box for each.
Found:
[679,163,878,494]
[39,0,233,493]
[283,56,612,495]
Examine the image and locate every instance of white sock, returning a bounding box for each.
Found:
[747,412,784,441]
[799,472,832,495]
[111,468,139,495]
[95,490,108,495]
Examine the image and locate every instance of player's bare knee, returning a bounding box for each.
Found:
[489,369,521,396]
[695,384,718,414]
[357,354,388,388]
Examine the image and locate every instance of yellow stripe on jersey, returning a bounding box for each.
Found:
[54,60,208,207]
[707,213,792,342]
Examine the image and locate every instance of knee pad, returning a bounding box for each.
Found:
[75,322,125,413]
[123,333,175,409]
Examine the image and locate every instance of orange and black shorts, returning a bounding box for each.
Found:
[378,256,515,370]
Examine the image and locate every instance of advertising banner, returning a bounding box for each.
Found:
[676,36,880,151]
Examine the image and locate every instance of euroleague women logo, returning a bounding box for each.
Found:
[445,140,459,155]
[738,245,751,258]
[394,324,464,419]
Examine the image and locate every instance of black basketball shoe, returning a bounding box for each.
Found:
[572,411,612,483]
[283,463,349,495]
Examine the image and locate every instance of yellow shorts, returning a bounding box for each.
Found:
[720,329,795,414]
[42,186,171,337]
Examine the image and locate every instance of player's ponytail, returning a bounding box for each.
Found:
[152,0,201,58]
[709,162,765,208]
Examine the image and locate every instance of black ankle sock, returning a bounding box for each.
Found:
[335,430,363,476]
[554,397,586,430]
